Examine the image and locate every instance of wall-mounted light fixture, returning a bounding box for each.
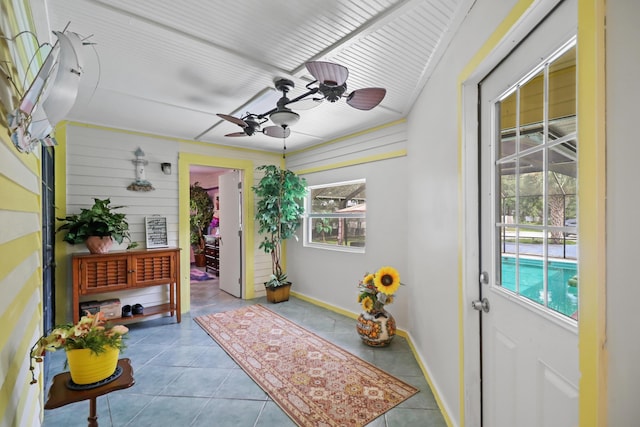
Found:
[161,162,172,175]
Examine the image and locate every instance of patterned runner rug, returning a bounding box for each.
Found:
[195,304,418,427]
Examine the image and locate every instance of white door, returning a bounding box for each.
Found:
[479,1,579,425]
[219,170,242,297]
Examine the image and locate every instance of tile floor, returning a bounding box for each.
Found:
[42,272,446,426]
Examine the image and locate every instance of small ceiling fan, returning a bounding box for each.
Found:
[217,61,386,138]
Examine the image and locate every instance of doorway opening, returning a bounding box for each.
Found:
[189,165,223,272]
[179,152,256,314]
[189,165,242,311]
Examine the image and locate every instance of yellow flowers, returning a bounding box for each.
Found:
[357,266,401,314]
[374,266,401,295]
[361,296,374,312]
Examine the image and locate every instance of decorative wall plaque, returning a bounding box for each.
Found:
[145,216,168,248]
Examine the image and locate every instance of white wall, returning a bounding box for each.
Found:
[606,1,640,424]
[405,0,523,423]
[287,129,409,326]
[64,125,179,248]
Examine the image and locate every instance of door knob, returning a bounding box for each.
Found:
[471,298,490,313]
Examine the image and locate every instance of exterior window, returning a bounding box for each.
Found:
[304,180,366,251]
[495,42,578,320]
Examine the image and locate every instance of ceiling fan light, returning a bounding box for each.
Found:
[270,109,300,127]
[263,126,291,138]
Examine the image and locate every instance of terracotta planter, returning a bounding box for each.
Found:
[356,310,396,347]
[66,347,119,384]
[194,253,206,267]
[265,284,291,303]
[85,236,114,254]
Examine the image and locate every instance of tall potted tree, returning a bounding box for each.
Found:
[190,182,214,267]
[252,164,307,302]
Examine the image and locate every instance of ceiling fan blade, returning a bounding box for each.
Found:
[217,113,247,127]
[305,61,349,86]
[346,88,387,110]
[225,131,248,137]
[263,126,290,138]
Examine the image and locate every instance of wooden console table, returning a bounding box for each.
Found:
[45,358,135,427]
[72,248,181,323]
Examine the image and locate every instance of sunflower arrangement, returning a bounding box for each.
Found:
[357,266,401,313]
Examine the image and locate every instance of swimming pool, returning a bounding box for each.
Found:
[501,256,578,317]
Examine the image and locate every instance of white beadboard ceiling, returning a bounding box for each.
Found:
[35,0,470,153]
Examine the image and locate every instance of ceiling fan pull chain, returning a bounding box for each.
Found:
[282,136,287,159]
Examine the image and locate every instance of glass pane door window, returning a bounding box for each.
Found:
[494,42,578,320]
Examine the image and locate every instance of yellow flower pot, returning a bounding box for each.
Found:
[66,347,119,384]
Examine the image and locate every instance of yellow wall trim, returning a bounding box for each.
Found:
[66,120,407,159]
[54,121,68,324]
[293,149,407,176]
[66,121,275,156]
[178,152,256,307]
[288,119,407,156]
[577,0,607,425]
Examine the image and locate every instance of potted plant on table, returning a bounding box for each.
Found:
[56,198,135,254]
[252,164,307,303]
[29,312,128,385]
[190,182,214,267]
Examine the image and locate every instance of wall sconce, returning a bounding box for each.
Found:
[161,162,172,175]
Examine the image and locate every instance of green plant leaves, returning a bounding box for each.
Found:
[190,182,214,254]
[56,198,132,245]
[252,165,307,282]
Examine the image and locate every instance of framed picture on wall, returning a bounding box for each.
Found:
[145,216,168,248]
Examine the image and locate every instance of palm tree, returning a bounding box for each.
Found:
[315,218,332,242]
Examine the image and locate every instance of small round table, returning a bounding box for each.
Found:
[44,358,135,427]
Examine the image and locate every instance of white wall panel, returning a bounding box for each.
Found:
[287,121,407,172]
[286,133,409,327]
[606,0,640,425]
[65,125,180,251]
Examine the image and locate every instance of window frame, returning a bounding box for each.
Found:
[303,179,366,253]
[493,39,578,321]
